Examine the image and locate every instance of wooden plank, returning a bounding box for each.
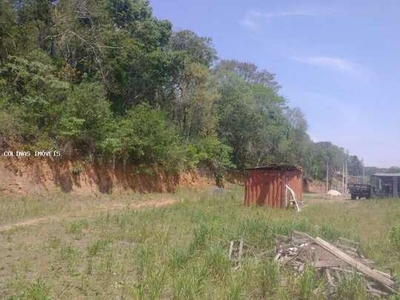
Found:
[313,260,345,268]
[367,287,389,297]
[228,241,234,260]
[362,259,375,265]
[314,237,396,292]
[292,230,314,241]
[238,239,244,261]
[374,269,392,279]
[325,269,336,287]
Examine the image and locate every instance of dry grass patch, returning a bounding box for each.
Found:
[1,187,400,299]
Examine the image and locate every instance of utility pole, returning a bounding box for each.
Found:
[342,162,345,194]
[344,160,348,195]
[326,161,329,192]
[362,165,365,184]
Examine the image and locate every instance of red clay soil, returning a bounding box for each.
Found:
[307,180,327,193]
[0,157,216,196]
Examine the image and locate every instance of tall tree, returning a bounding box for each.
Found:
[214,60,280,91]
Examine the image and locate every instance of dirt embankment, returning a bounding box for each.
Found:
[0,157,221,196]
[307,180,326,193]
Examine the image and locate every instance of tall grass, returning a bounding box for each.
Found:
[3,187,400,299]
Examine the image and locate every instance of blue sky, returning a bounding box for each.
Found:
[150,0,400,167]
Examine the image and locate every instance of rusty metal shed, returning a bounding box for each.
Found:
[244,165,303,208]
[371,173,400,198]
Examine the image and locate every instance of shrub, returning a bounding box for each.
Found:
[185,135,234,169]
[71,165,83,175]
[101,104,186,171]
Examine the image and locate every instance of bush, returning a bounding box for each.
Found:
[58,82,112,147]
[101,104,186,171]
[71,165,83,175]
[185,135,234,169]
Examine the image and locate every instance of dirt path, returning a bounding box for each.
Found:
[0,198,177,233]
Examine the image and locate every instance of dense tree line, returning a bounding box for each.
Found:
[0,0,363,177]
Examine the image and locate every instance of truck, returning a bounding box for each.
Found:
[347,183,371,200]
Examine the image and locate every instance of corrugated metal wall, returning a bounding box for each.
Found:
[244,168,303,207]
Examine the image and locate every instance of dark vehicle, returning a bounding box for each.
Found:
[348,183,371,200]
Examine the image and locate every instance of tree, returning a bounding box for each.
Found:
[171,30,217,67]
[59,81,112,154]
[214,60,280,91]
[312,142,347,183]
[347,155,363,176]
[100,104,185,170]
[107,0,152,29]
[214,67,289,168]
[0,1,18,59]
[0,0,365,177]
[0,51,70,142]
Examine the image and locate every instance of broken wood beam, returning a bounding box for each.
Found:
[312,260,346,269]
[228,241,234,260]
[291,230,314,241]
[314,237,396,293]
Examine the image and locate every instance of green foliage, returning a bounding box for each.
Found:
[186,135,233,169]
[108,0,152,29]
[214,59,280,90]
[71,165,83,175]
[171,30,217,67]
[297,265,321,299]
[348,155,364,176]
[25,278,51,300]
[59,81,112,151]
[0,110,20,140]
[67,219,89,234]
[0,52,70,144]
[0,0,359,177]
[389,225,400,250]
[215,68,290,168]
[333,274,368,300]
[259,260,280,297]
[189,224,209,254]
[101,104,185,170]
[87,239,111,256]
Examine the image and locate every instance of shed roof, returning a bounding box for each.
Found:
[245,164,302,171]
[373,173,400,177]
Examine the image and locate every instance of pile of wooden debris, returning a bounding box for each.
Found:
[275,230,397,298]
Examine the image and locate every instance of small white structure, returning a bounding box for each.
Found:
[327,189,342,197]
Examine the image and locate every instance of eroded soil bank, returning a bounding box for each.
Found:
[0,156,224,195]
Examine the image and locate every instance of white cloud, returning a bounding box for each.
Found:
[293,56,355,72]
[239,8,318,31]
[265,10,317,18]
[239,9,263,30]
[292,55,374,81]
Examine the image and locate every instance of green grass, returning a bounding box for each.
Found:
[1,186,400,299]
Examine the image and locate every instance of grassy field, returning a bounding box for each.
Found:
[1,186,400,299]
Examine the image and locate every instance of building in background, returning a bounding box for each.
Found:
[371,173,400,198]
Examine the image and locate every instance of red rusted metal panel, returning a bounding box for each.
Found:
[244,165,303,208]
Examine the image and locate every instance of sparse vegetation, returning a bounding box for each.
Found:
[1,187,400,299]
[71,165,83,175]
